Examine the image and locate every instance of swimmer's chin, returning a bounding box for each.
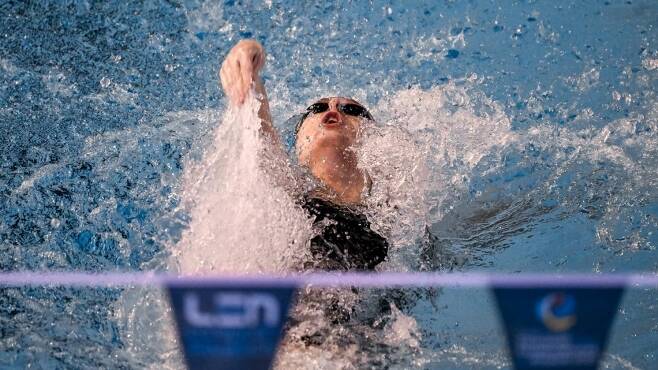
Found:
[312,134,355,151]
[317,128,353,143]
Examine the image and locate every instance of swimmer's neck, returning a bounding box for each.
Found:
[306,146,366,205]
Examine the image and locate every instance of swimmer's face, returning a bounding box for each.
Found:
[295,97,372,166]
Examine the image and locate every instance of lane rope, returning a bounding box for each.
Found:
[0,271,656,288]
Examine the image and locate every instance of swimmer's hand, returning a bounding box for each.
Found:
[220,39,266,106]
[219,39,279,146]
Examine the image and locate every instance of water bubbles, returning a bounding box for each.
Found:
[42,71,75,97]
[642,57,658,71]
[100,77,111,89]
[565,67,600,92]
[382,303,421,348]
[512,24,527,40]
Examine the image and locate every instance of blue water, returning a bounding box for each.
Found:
[1,0,657,368]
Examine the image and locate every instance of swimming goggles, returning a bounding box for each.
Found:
[295,101,373,133]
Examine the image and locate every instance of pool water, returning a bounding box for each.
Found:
[1,1,657,369]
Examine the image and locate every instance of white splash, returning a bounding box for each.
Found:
[174,92,312,274]
[359,83,516,267]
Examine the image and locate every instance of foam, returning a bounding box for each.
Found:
[175,92,313,274]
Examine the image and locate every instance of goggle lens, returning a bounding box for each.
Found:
[294,100,373,135]
[304,102,372,120]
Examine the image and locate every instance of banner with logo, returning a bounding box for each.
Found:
[167,281,297,370]
[492,285,624,370]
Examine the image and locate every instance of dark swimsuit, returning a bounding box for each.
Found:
[301,197,389,271]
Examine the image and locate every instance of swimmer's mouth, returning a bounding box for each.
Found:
[320,110,342,129]
[321,120,342,129]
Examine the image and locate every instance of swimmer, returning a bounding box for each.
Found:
[220,39,387,271]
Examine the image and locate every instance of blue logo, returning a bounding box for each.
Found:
[184,292,282,329]
[494,285,624,370]
[536,292,577,332]
[167,284,296,370]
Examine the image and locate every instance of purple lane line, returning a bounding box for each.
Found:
[0,271,657,288]
[628,274,658,287]
[301,272,491,287]
[165,274,302,288]
[0,272,166,287]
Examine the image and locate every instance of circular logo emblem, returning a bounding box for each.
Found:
[536,292,577,332]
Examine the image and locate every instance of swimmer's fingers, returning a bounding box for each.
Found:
[220,61,241,106]
[220,58,247,106]
[225,62,243,105]
[237,51,256,105]
[237,39,266,74]
[235,42,265,104]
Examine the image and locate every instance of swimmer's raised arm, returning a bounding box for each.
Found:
[219,39,281,145]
